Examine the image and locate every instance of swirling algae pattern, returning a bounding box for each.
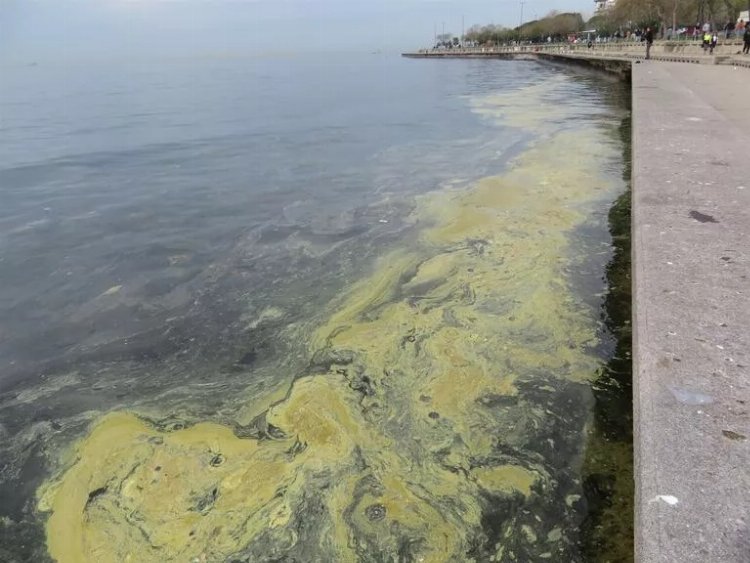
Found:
[37,95,621,562]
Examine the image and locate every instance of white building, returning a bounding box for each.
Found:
[594,0,616,12]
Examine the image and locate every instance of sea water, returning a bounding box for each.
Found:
[0,54,631,562]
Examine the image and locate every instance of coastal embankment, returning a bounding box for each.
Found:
[402,51,750,561]
[403,41,750,70]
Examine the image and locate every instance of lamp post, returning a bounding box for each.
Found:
[519,1,526,42]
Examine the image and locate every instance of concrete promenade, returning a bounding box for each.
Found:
[632,63,750,562]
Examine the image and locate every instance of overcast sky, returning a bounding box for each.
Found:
[1,0,596,62]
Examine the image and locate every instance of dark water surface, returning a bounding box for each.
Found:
[0,54,630,562]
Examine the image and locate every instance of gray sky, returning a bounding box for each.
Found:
[1,0,596,62]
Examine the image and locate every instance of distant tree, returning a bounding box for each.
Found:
[465,24,514,45]
[609,0,742,34]
[517,12,585,41]
[465,24,483,42]
[587,12,619,36]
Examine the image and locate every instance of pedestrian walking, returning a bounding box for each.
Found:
[645,27,654,59]
[710,33,718,54]
[744,24,750,54]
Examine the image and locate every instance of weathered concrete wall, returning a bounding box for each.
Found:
[533,52,632,79]
[402,50,633,79]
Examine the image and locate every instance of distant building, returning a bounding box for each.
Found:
[594,0,616,12]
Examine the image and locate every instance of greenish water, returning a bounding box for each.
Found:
[580,115,633,561]
[0,56,632,562]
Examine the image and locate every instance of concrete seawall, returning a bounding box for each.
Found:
[402,49,634,80]
[402,53,750,561]
[403,44,750,69]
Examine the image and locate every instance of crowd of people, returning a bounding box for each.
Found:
[638,20,750,57]
[574,20,750,50]
[694,20,750,55]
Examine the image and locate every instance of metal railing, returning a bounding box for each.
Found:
[415,38,746,57]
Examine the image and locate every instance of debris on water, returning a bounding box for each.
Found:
[100,285,123,297]
[521,525,537,543]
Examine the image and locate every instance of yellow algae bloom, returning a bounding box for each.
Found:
[473,465,538,496]
[468,74,573,131]
[38,123,620,562]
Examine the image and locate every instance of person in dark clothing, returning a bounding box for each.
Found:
[644,27,654,59]
[745,25,750,54]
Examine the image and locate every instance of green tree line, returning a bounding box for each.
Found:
[465,12,585,44]
[462,0,748,44]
